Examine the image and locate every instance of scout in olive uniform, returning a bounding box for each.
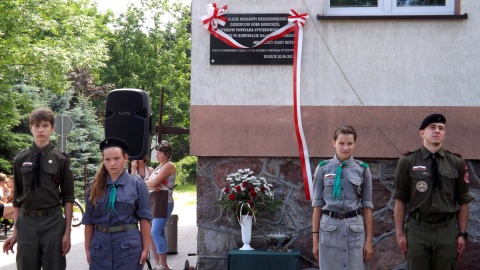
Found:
[393,113,473,270]
[2,108,75,270]
[82,138,152,270]
[312,125,374,270]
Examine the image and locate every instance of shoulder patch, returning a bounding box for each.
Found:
[403,149,418,156]
[318,159,331,167]
[355,159,369,168]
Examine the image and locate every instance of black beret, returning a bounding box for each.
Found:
[99,137,129,151]
[419,113,446,130]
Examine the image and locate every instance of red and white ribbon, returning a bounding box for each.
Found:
[202,4,312,200]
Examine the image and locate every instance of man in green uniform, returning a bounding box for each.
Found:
[2,108,75,270]
[393,113,473,270]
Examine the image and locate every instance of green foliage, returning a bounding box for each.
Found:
[0,86,33,172]
[61,95,103,198]
[0,0,111,92]
[174,156,197,185]
[100,0,191,159]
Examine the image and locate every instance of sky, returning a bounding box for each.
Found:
[95,0,190,14]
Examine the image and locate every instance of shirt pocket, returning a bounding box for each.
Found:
[323,179,335,199]
[320,222,338,247]
[348,223,365,248]
[409,170,430,194]
[20,166,33,187]
[120,240,142,259]
[93,197,107,217]
[43,164,60,186]
[439,169,458,197]
[90,239,106,258]
[347,177,363,199]
[116,195,136,215]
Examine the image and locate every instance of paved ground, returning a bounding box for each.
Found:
[0,195,197,270]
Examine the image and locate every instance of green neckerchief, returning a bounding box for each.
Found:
[333,161,346,200]
[106,184,118,214]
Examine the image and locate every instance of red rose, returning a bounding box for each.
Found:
[229,193,236,201]
[248,186,254,191]
[224,187,230,193]
[250,190,257,197]
[260,186,266,193]
[242,182,248,187]
[235,185,241,192]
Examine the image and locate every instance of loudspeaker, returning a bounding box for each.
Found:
[105,89,151,160]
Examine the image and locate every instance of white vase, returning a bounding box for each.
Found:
[239,215,254,250]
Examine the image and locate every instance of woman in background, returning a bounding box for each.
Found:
[144,140,176,270]
[82,138,152,270]
[130,156,154,182]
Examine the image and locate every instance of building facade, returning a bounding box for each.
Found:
[191,1,480,269]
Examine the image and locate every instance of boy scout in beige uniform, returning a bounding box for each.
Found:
[2,108,75,270]
[393,114,473,270]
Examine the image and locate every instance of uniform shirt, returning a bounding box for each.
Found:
[393,147,473,214]
[12,142,74,210]
[82,170,152,226]
[312,155,374,212]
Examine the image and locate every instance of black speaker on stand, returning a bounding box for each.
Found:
[105,89,152,160]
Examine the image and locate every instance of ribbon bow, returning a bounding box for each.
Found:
[288,10,309,28]
[201,3,228,31]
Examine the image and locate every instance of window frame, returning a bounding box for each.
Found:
[325,0,456,16]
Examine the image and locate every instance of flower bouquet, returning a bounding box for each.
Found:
[217,168,282,223]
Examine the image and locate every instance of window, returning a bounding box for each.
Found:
[325,0,455,16]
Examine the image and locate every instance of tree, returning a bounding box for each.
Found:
[0,0,111,92]
[63,95,104,198]
[100,0,191,159]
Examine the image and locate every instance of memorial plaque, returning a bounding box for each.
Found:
[210,14,294,65]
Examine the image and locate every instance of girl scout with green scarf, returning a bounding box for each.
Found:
[312,126,374,270]
[82,138,152,270]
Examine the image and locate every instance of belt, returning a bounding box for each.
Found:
[409,212,455,224]
[95,223,138,233]
[323,209,361,220]
[22,205,61,218]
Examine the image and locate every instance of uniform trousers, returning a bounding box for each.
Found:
[319,215,368,270]
[406,216,457,270]
[16,210,66,270]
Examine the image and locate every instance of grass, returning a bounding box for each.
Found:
[173,184,197,206]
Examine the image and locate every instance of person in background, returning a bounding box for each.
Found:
[144,140,176,270]
[82,137,152,269]
[312,125,374,270]
[2,107,75,270]
[393,114,473,269]
[0,173,14,220]
[5,175,14,203]
[131,156,154,182]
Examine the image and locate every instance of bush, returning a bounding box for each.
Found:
[175,156,197,185]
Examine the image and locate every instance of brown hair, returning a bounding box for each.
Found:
[89,147,127,205]
[155,140,173,159]
[333,125,357,142]
[29,108,55,126]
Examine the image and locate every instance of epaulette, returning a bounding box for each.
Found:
[447,150,462,158]
[403,150,416,156]
[318,159,331,167]
[355,159,369,168]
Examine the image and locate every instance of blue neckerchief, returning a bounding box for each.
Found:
[106,184,118,214]
[333,161,346,200]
